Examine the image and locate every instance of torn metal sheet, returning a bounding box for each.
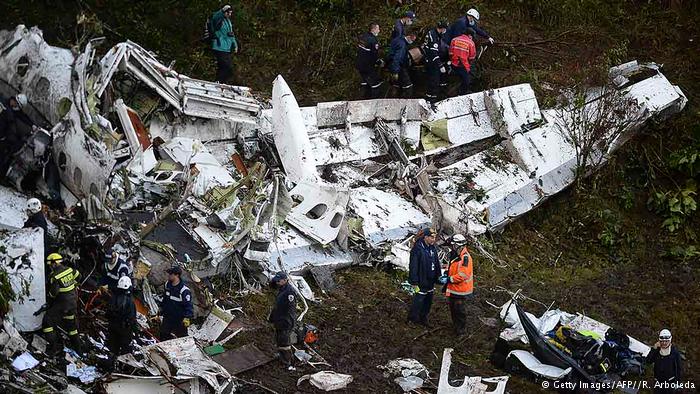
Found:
[179,77,259,124]
[506,350,572,380]
[0,186,30,230]
[190,306,234,343]
[104,374,204,394]
[438,348,508,394]
[315,99,428,127]
[310,265,336,292]
[348,187,431,247]
[286,181,350,245]
[435,64,686,235]
[268,225,353,274]
[0,228,46,332]
[143,336,231,393]
[271,75,319,184]
[149,116,252,143]
[212,344,274,375]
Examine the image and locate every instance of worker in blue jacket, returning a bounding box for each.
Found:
[100,248,132,293]
[390,11,416,41]
[408,228,442,326]
[159,266,193,340]
[387,31,417,97]
[444,8,495,47]
[210,4,239,84]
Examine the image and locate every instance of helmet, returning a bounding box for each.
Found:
[15,94,28,109]
[452,234,468,244]
[27,198,42,214]
[117,276,132,290]
[659,329,672,340]
[466,8,480,21]
[46,253,63,264]
[404,11,416,19]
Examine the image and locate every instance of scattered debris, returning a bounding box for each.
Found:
[297,370,353,391]
[438,348,508,394]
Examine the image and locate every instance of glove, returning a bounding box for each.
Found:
[97,285,109,295]
[376,59,385,68]
[33,304,48,316]
[439,66,447,74]
[183,318,191,328]
[488,37,495,45]
[390,73,399,82]
[413,285,420,294]
[31,125,39,132]
[438,275,449,284]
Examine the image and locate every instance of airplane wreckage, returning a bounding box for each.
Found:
[0,24,687,393]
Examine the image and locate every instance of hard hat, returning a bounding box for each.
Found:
[659,329,672,340]
[26,198,42,214]
[46,253,63,264]
[117,276,133,290]
[222,4,232,12]
[467,8,480,21]
[452,234,468,244]
[15,94,28,109]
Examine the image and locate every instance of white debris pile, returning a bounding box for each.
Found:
[379,358,430,392]
[0,22,688,393]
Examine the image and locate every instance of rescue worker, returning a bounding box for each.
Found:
[441,234,474,335]
[0,93,35,176]
[423,20,449,102]
[210,4,239,84]
[106,276,136,359]
[100,248,132,293]
[408,228,441,326]
[388,31,417,98]
[23,197,49,249]
[449,28,476,95]
[390,11,416,41]
[445,8,495,46]
[38,253,81,355]
[646,329,683,393]
[159,266,193,340]
[356,23,384,99]
[268,271,298,371]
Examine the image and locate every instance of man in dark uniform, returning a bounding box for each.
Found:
[38,253,81,355]
[390,11,416,41]
[268,272,298,371]
[0,93,35,177]
[356,23,384,99]
[388,30,417,98]
[159,266,193,340]
[423,20,449,102]
[24,197,50,251]
[408,228,442,326]
[646,329,683,393]
[100,248,132,293]
[106,276,136,361]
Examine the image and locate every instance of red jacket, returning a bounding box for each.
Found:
[449,34,476,72]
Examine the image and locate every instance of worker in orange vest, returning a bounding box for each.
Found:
[441,234,474,335]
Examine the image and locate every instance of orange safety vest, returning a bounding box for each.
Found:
[446,246,473,297]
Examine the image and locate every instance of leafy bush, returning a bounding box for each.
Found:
[648,180,698,232]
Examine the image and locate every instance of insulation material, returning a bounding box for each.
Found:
[0,186,30,230]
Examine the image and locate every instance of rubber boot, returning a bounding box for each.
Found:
[44,331,62,357]
[69,334,83,355]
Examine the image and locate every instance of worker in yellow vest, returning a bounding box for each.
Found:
[442,234,473,335]
[37,253,82,355]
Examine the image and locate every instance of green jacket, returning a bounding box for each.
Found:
[211,10,238,53]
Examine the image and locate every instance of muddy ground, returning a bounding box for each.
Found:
[2,0,699,393]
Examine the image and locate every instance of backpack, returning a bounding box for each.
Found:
[202,17,214,43]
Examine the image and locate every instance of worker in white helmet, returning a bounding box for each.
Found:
[444,8,495,48]
[646,328,683,393]
[24,197,49,251]
[0,93,36,175]
[106,276,136,361]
